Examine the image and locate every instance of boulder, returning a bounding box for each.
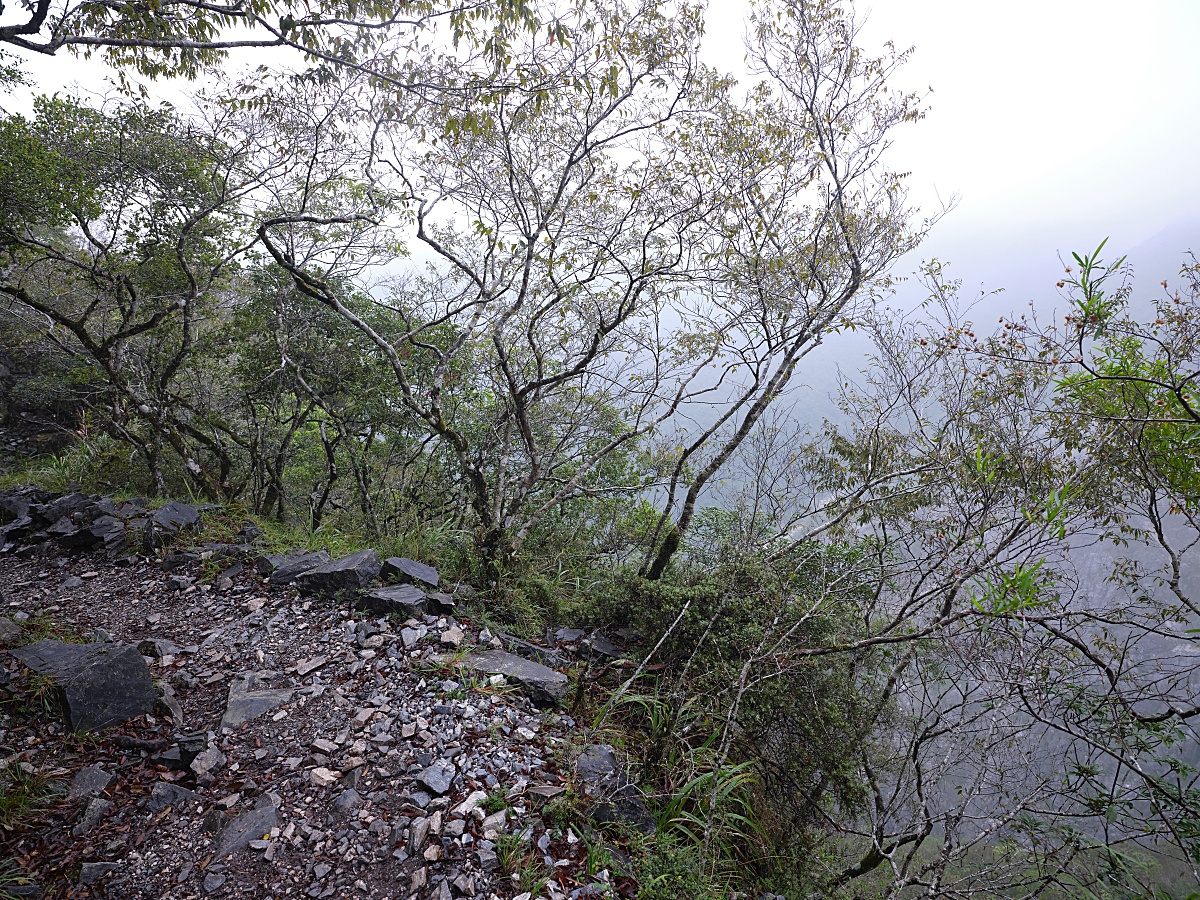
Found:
[458,649,568,707]
[264,550,332,586]
[295,549,380,597]
[381,556,440,588]
[355,584,426,617]
[220,673,294,730]
[10,640,157,731]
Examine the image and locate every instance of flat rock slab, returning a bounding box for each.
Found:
[415,759,456,795]
[265,550,331,586]
[356,584,426,617]
[10,640,156,732]
[381,556,440,588]
[458,649,568,708]
[145,501,202,549]
[216,793,278,859]
[221,673,294,730]
[148,781,205,813]
[296,549,380,597]
[68,764,113,800]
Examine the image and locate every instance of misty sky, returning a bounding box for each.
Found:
[704,1,1200,299]
[7,1,1200,299]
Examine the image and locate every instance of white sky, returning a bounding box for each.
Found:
[8,0,1200,293]
[703,1,1200,294]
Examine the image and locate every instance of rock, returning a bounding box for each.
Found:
[497,632,568,668]
[440,626,464,647]
[415,759,456,795]
[78,862,117,885]
[575,744,655,835]
[458,649,568,707]
[0,616,22,644]
[355,584,427,617]
[582,633,623,661]
[166,575,194,593]
[10,640,157,731]
[310,767,340,787]
[145,501,202,549]
[203,873,226,893]
[426,592,458,614]
[148,781,205,812]
[381,556,440,588]
[68,764,113,800]
[409,816,430,851]
[475,849,498,872]
[72,797,112,836]
[191,746,227,777]
[215,793,278,858]
[138,638,181,658]
[333,788,362,813]
[265,550,331,586]
[220,673,294,730]
[296,549,380,597]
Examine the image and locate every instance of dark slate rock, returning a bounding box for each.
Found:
[265,550,331,585]
[381,557,440,588]
[220,673,294,730]
[78,862,117,885]
[582,633,623,661]
[0,616,22,644]
[459,649,568,707]
[72,797,112,835]
[148,781,204,813]
[215,793,278,858]
[138,638,181,659]
[38,493,93,527]
[497,632,569,668]
[10,640,156,731]
[68,764,113,800]
[296,549,380,597]
[554,627,586,644]
[144,501,202,549]
[333,788,363,814]
[415,760,456,795]
[356,584,426,617]
[160,550,198,572]
[576,744,655,835]
[426,592,457,614]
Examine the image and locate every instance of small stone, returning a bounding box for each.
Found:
[78,862,117,885]
[310,767,340,787]
[333,788,362,813]
[68,764,113,800]
[72,797,112,836]
[409,816,430,851]
[415,760,456,796]
[148,781,204,813]
[203,872,226,893]
[440,626,464,647]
